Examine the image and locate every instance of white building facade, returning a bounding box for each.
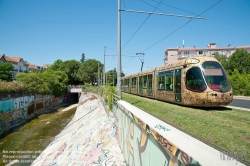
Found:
[164,43,250,64]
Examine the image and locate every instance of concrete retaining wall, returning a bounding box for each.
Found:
[116,100,244,166]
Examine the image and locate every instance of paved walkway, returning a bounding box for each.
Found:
[233,95,250,100]
[31,93,126,166]
[228,95,250,111]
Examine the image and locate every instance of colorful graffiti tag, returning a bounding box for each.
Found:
[116,103,201,166]
[0,96,65,134]
[31,93,126,166]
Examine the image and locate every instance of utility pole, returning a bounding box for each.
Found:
[100,71,102,86]
[117,0,122,98]
[98,61,100,86]
[103,46,106,86]
[113,69,114,86]
[117,0,205,99]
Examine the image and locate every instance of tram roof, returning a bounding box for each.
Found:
[122,56,218,78]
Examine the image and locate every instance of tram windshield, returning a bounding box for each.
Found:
[202,61,231,92]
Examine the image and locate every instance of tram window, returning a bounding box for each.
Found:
[131,77,136,88]
[139,76,143,87]
[158,72,165,89]
[165,70,173,91]
[143,75,147,88]
[124,79,129,87]
[186,67,206,92]
[202,61,231,92]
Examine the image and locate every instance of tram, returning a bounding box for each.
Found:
[122,56,233,107]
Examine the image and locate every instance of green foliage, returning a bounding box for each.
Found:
[228,69,250,96]
[106,68,125,86]
[99,85,117,110]
[80,53,85,63]
[77,59,103,84]
[41,70,69,97]
[213,52,228,69]
[16,72,50,95]
[49,59,63,71]
[0,80,25,95]
[226,49,250,74]
[0,62,14,81]
[61,60,80,84]
[15,70,68,97]
[48,59,80,85]
[214,50,250,96]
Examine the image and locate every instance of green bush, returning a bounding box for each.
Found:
[228,69,250,96]
[99,85,117,111]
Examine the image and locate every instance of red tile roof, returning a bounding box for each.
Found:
[28,64,39,70]
[5,56,23,63]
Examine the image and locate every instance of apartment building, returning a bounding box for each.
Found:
[0,54,51,79]
[164,43,250,64]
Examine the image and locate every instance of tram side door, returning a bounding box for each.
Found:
[139,76,143,95]
[147,74,153,96]
[174,69,182,102]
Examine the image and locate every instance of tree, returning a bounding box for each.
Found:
[16,73,50,95]
[80,53,85,63]
[0,62,14,81]
[213,52,228,69]
[61,60,80,85]
[77,59,103,84]
[48,59,80,85]
[106,68,125,86]
[226,49,250,74]
[41,70,68,97]
[16,70,69,97]
[49,59,63,71]
[227,69,250,96]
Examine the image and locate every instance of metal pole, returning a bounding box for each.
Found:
[141,62,144,71]
[101,71,102,86]
[117,0,122,98]
[104,46,106,86]
[113,70,114,86]
[136,53,145,71]
[98,61,100,86]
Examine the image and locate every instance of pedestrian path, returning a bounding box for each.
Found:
[31,93,126,166]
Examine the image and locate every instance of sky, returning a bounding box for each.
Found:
[1,0,250,75]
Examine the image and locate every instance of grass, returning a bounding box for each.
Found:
[122,93,250,163]
[0,106,77,166]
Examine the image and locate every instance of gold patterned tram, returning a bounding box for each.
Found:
[122,56,233,107]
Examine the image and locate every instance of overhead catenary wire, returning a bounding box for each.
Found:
[141,0,223,53]
[106,46,141,70]
[150,0,199,16]
[122,0,164,50]
[141,0,200,17]
[122,0,126,9]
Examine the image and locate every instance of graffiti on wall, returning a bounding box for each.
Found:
[35,102,44,112]
[0,95,66,134]
[0,108,27,131]
[31,95,126,166]
[117,103,201,166]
